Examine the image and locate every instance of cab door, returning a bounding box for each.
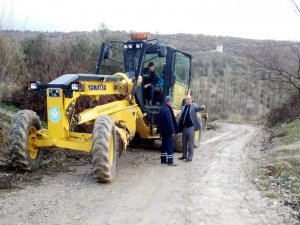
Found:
[171,51,191,108]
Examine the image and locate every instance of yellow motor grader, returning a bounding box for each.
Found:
[9,33,208,183]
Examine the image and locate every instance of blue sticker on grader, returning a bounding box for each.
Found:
[49,106,61,123]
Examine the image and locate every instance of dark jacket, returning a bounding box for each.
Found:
[143,68,158,86]
[178,103,203,133]
[157,103,178,136]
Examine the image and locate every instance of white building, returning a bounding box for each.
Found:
[216,44,223,53]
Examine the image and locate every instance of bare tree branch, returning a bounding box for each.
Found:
[249,41,300,96]
[291,0,300,16]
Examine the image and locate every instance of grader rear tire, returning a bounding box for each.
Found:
[129,133,141,148]
[9,110,43,171]
[174,112,203,152]
[92,115,117,183]
[194,112,203,148]
[174,133,182,152]
[194,130,201,148]
[174,129,201,153]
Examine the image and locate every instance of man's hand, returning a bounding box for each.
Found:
[200,105,206,110]
[144,83,151,89]
[137,75,142,86]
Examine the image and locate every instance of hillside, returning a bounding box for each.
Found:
[0,29,300,224]
[0,29,295,120]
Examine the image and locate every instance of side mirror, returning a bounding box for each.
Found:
[104,47,110,59]
[158,45,167,57]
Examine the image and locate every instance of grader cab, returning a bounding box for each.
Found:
[10,32,207,183]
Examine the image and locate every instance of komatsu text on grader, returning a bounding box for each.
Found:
[10,33,207,183]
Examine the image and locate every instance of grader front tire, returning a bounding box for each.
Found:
[9,110,43,171]
[92,115,117,183]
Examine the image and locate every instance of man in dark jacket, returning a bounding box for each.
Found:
[178,95,205,162]
[143,62,157,105]
[157,96,178,166]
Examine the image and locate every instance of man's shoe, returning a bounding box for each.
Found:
[167,163,178,166]
[184,159,192,162]
[178,157,187,160]
[161,162,167,164]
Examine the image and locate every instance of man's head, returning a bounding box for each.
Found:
[165,96,173,107]
[185,95,192,105]
[148,62,155,72]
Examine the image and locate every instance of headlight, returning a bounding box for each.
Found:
[30,83,38,90]
[124,44,128,49]
[128,44,133,49]
[71,83,79,91]
[27,81,40,90]
[136,43,141,49]
[70,82,85,92]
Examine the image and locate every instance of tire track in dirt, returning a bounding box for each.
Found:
[0,123,284,225]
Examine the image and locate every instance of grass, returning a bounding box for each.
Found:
[0,112,13,124]
[0,102,19,113]
[254,169,271,189]
[271,159,300,201]
[273,147,299,156]
[0,101,48,128]
[41,120,48,128]
[0,102,17,125]
[278,119,300,145]
[254,119,300,214]
[255,152,300,212]
[265,191,278,199]
[275,120,300,196]
[263,148,300,211]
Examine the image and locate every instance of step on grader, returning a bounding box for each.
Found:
[10,32,208,183]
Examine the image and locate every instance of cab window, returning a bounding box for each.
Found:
[144,53,166,88]
[174,52,190,85]
[144,54,166,77]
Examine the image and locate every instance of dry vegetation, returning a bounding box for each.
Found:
[254,125,300,220]
[251,95,300,221]
[0,29,298,122]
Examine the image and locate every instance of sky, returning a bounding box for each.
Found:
[0,0,300,41]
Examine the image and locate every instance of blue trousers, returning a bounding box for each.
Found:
[145,85,154,101]
[161,135,174,164]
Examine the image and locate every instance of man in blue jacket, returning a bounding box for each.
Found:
[157,96,178,166]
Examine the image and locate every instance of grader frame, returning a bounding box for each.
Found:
[34,73,139,152]
[10,33,207,183]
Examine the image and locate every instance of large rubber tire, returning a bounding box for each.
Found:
[174,133,182,153]
[194,112,202,148]
[174,112,203,152]
[142,139,155,146]
[194,130,201,148]
[116,130,124,157]
[92,115,117,183]
[129,133,141,148]
[10,110,43,171]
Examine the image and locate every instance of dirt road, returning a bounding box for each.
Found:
[0,123,285,225]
